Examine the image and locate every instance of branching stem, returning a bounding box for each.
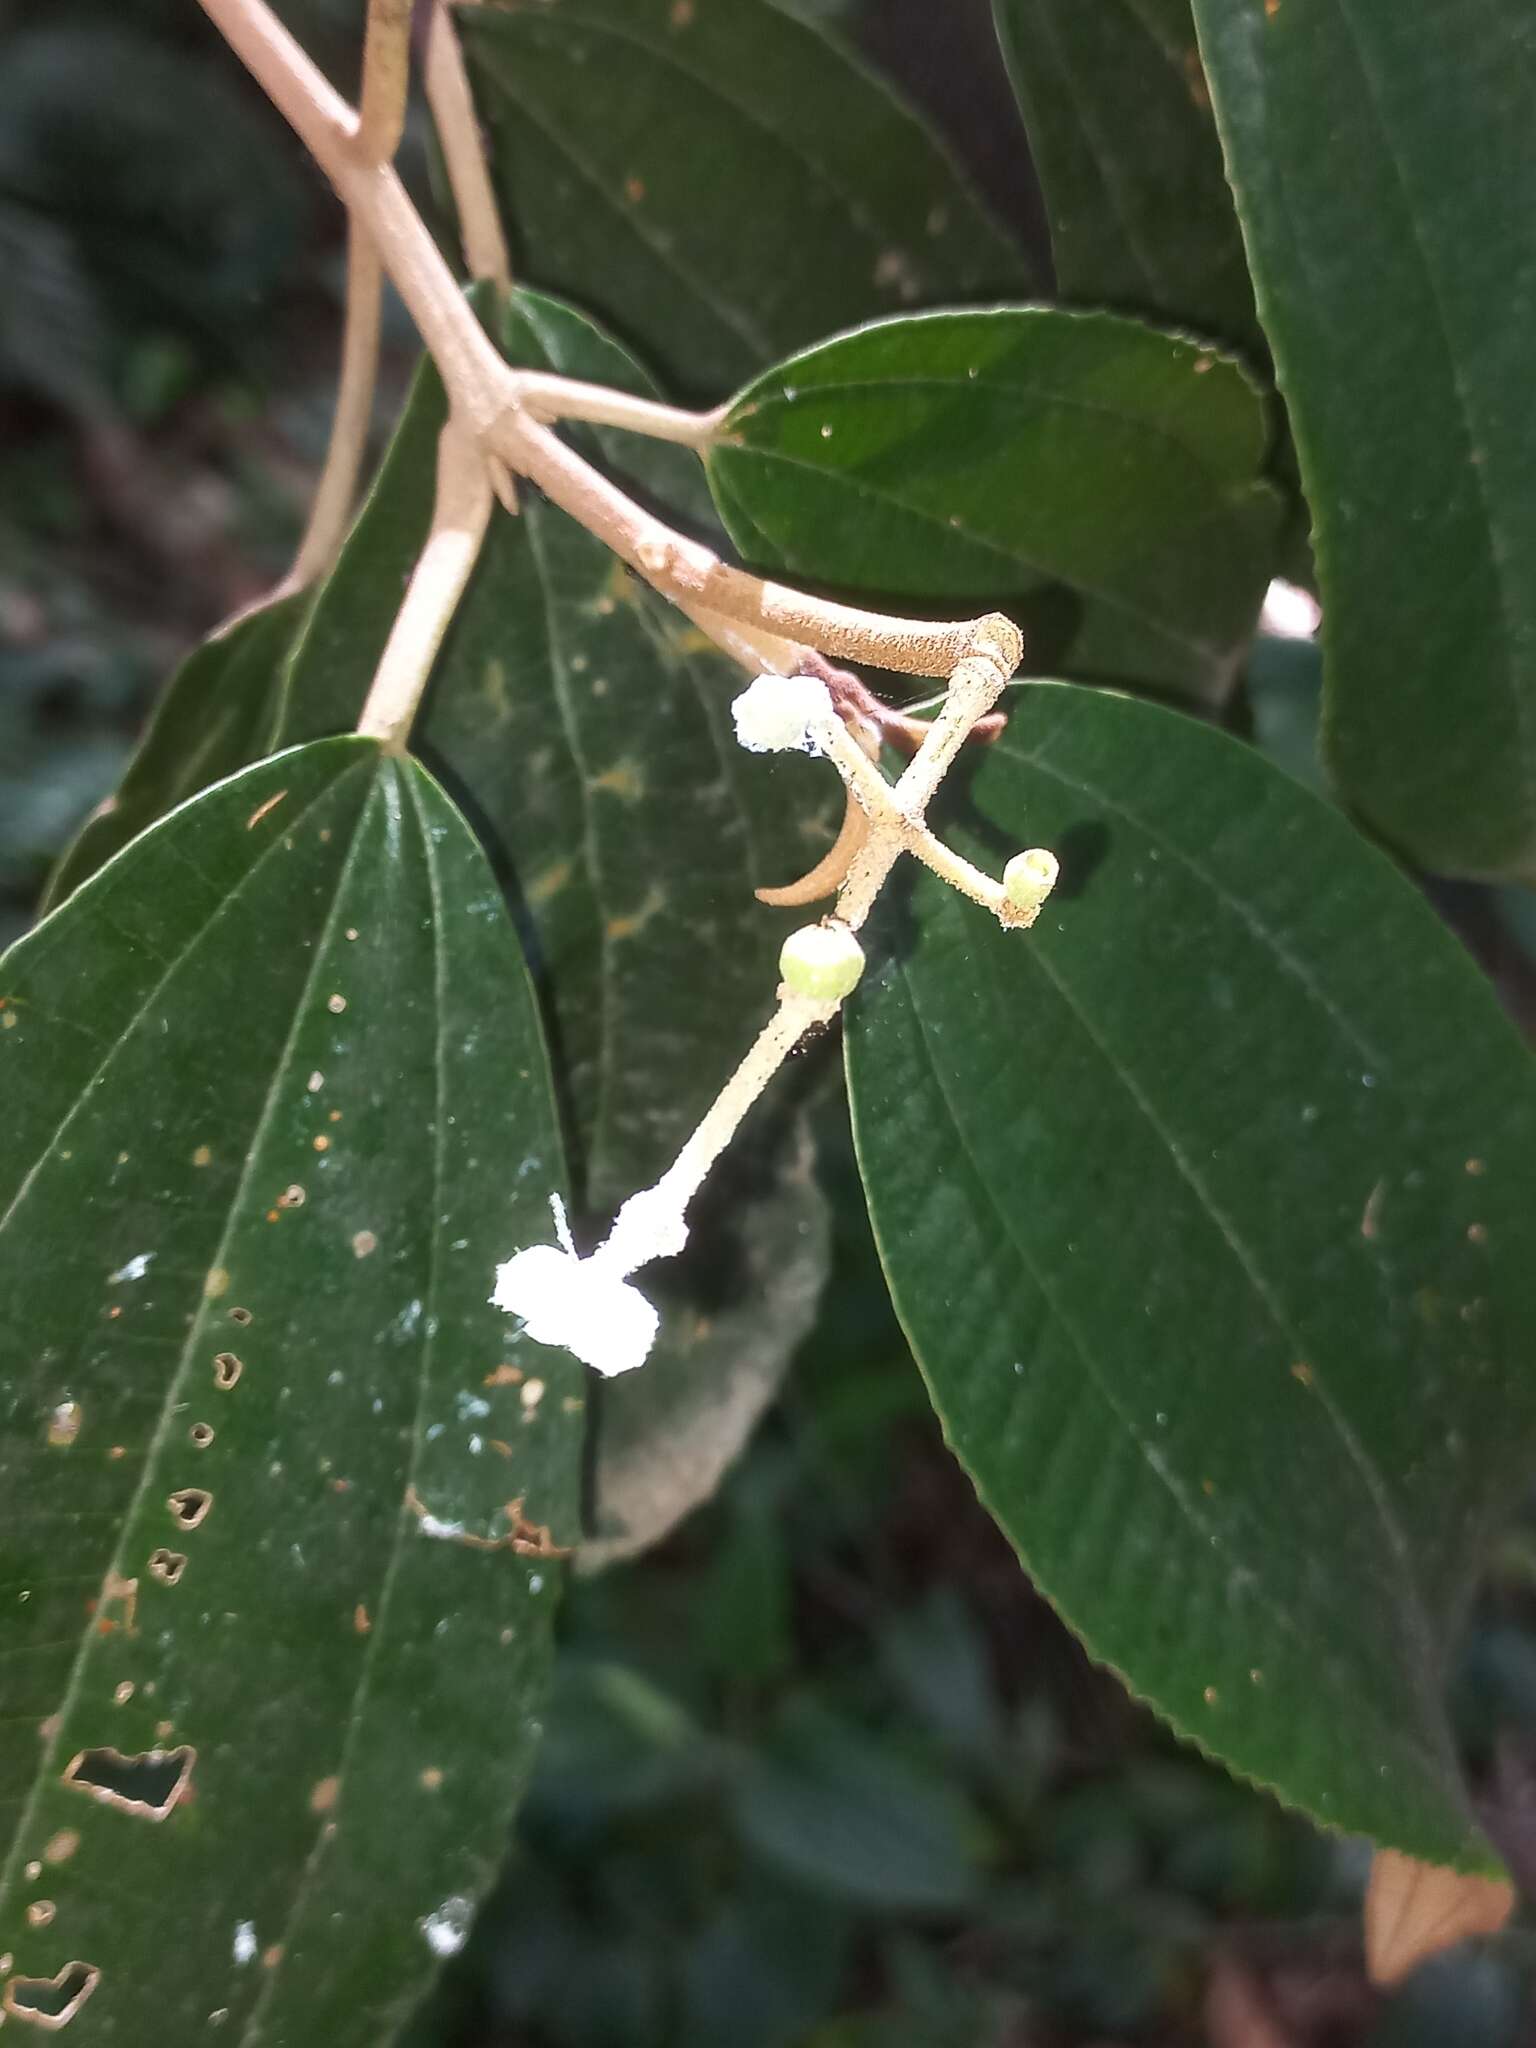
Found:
[590,643,1028,1292]
[195,0,1021,684]
[196,0,1044,1378]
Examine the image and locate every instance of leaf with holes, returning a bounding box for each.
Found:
[41,287,838,1565]
[845,681,1536,1868]
[0,740,582,2041]
[708,309,1282,700]
[458,0,1028,398]
[994,0,1260,359]
[1190,0,1536,878]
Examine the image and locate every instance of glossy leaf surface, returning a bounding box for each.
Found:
[1191,0,1536,877]
[710,309,1281,699]
[0,742,582,2042]
[459,0,1027,397]
[846,682,1536,1867]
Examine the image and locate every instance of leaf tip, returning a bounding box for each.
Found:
[1364,1846,1515,1987]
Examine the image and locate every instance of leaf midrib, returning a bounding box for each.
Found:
[236,764,449,2046]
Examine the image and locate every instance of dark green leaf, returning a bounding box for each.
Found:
[710,308,1282,699]
[459,0,1028,397]
[994,0,1260,359]
[1190,0,1536,878]
[846,680,1536,1867]
[0,741,582,2041]
[41,593,310,912]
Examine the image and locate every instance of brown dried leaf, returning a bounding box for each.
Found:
[1364,1847,1515,1987]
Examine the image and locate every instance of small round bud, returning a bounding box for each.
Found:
[1003,847,1059,913]
[779,920,866,1001]
[731,671,835,755]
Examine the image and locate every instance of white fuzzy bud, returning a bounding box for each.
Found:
[731,671,835,755]
[779,920,865,1001]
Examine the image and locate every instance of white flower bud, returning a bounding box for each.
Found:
[490,1243,659,1378]
[731,671,835,755]
[779,920,865,1001]
[1002,847,1059,915]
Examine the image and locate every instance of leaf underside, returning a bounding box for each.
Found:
[846,681,1536,1868]
[0,742,582,2044]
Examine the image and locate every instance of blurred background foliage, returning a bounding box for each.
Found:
[6,3,1536,2041]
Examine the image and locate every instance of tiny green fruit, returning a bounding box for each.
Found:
[779,920,866,1000]
[1003,847,1060,914]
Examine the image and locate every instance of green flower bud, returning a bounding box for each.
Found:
[779,920,865,1001]
[1002,847,1059,914]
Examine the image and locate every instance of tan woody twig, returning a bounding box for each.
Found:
[277,0,412,596]
[424,0,513,293]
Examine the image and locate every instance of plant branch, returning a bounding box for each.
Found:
[505,409,1021,678]
[424,0,513,292]
[355,417,492,750]
[275,0,412,594]
[280,231,385,593]
[196,0,1021,683]
[516,375,726,450]
[358,0,412,157]
[813,707,1013,919]
[832,652,1017,929]
[679,601,807,678]
[573,643,1031,1302]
